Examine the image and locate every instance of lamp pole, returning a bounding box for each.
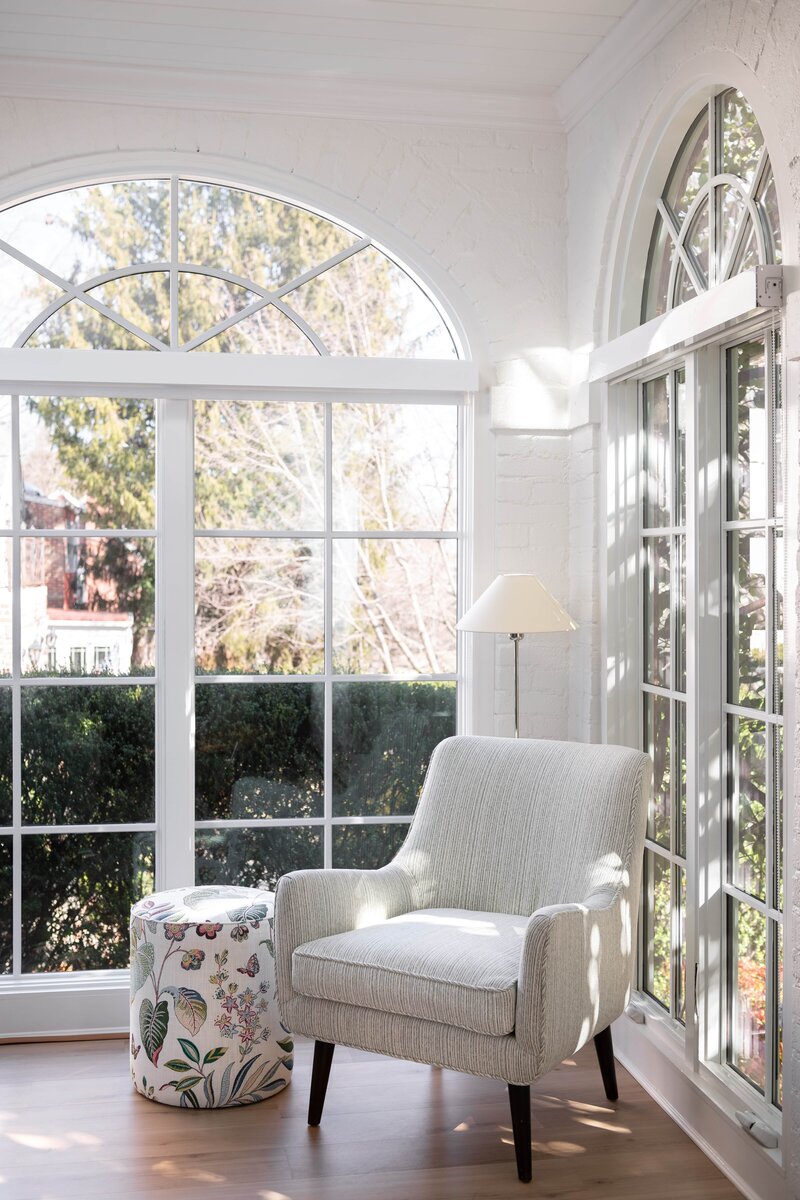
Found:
[510,632,523,739]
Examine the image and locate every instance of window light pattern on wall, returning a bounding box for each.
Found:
[0,177,457,358]
[642,89,782,322]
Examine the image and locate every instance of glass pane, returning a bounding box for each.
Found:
[719,185,747,278]
[333,538,456,675]
[0,180,169,285]
[721,90,764,185]
[775,530,784,715]
[22,831,154,972]
[194,400,324,531]
[642,375,670,527]
[178,180,357,290]
[729,898,767,1092]
[333,403,457,532]
[178,272,258,345]
[195,826,322,891]
[733,217,758,274]
[333,681,456,816]
[642,215,675,321]
[675,263,697,305]
[644,692,670,847]
[21,685,155,825]
[21,396,156,530]
[676,534,686,693]
[90,273,170,343]
[757,168,782,262]
[0,538,10,675]
[728,340,766,521]
[24,299,155,351]
[727,531,766,709]
[645,850,671,1008]
[675,369,687,527]
[195,682,323,820]
[332,823,410,871]
[675,699,687,858]
[773,331,783,519]
[776,922,783,1106]
[0,253,63,348]
[0,687,10,826]
[0,836,10,973]
[775,725,783,911]
[643,536,670,688]
[677,867,686,1025]
[664,107,709,223]
[195,306,319,355]
[685,196,709,282]
[21,536,155,676]
[730,715,767,901]
[286,246,456,359]
[195,537,324,675]
[0,396,11,526]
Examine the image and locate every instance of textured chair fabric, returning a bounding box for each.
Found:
[275,735,649,1086]
[293,908,526,1036]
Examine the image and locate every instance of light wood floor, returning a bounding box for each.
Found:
[0,1036,741,1200]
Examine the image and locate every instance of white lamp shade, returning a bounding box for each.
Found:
[456,573,577,634]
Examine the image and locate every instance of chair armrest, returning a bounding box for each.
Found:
[515,889,636,1076]
[274,864,417,1019]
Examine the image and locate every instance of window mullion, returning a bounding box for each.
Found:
[10,394,21,977]
[323,400,333,871]
[157,396,195,888]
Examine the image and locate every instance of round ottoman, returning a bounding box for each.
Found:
[129,885,292,1108]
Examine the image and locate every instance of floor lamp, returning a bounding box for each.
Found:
[457,573,577,738]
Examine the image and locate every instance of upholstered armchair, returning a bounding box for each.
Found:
[275,735,650,1182]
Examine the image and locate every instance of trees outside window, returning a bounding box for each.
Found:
[0,178,463,979]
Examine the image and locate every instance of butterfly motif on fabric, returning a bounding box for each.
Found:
[236,953,260,978]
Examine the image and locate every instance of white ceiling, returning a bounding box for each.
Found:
[0,0,654,128]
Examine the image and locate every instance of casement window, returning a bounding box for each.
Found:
[601,88,787,1152]
[0,176,476,1031]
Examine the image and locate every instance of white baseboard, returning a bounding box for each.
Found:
[612,1018,787,1200]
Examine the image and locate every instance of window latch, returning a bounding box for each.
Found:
[735,1110,779,1149]
[756,265,783,308]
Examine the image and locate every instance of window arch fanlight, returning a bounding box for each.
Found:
[0,176,458,358]
[642,88,782,322]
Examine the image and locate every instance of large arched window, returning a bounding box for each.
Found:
[0,177,469,1025]
[601,88,786,1126]
[642,89,782,321]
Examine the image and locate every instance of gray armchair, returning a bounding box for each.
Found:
[275,735,649,1183]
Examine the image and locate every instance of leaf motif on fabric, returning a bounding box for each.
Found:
[139,998,169,1064]
[130,941,155,998]
[162,987,208,1035]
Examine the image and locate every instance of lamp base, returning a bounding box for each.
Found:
[509,633,523,738]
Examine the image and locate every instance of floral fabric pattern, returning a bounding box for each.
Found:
[129,886,292,1108]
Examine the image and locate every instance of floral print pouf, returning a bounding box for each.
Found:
[129,885,293,1108]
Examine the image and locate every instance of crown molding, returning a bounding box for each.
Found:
[0,54,561,132]
[555,0,696,132]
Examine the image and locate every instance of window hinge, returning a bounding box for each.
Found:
[735,1109,779,1149]
[756,265,783,308]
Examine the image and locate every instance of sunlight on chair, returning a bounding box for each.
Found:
[67,1131,102,1146]
[258,1192,291,1200]
[397,913,501,936]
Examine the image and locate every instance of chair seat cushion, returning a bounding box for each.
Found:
[291,908,528,1037]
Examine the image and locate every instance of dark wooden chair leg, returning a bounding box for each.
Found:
[593,1025,619,1101]
[308,1040,335,1126]
[507,1083,532,1183]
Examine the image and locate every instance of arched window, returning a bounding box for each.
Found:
[600,87,786,1121]
[0,176,468,1019]
[0,177,457,357]
[642,89,782,321]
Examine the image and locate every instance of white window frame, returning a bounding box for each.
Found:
[0,350,481,1038]
[595,271,793,1200]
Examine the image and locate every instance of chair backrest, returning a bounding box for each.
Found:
[395,736,650,916]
